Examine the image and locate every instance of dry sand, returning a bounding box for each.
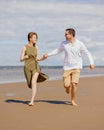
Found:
[0,76,104,130]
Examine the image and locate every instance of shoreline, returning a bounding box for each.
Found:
[0,66,104,84]
[0,74,104,85]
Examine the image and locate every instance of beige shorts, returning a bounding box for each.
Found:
[63,69,80,86]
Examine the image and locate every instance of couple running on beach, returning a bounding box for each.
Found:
[20,28,95,106]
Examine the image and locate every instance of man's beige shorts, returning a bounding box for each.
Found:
[63,69,80,86]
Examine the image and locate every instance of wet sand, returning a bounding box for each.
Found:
[0,76,104,130]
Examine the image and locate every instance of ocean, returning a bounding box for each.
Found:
[0,66,104,84]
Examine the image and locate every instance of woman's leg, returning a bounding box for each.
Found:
[29,72,39,106]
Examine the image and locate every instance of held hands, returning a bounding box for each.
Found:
[90,64,95,69]
[38,54,48,61]
[43,54,48,59]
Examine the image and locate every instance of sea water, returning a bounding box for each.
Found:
[0,66,104,84]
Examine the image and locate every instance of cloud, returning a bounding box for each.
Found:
[0,0,104,65]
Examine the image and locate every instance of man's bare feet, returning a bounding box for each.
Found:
[71,100,78,106]
[64,86,70,94]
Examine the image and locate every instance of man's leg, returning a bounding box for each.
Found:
[64,86,70,94]
[71,69,80,106]
[63,70,71,94]
[71,83,78,106]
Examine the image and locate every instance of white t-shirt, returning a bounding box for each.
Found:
[48,39,94,70]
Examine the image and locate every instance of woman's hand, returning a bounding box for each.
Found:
[24,55,29,60]
[37,55,47,61]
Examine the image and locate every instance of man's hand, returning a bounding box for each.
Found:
[43,54,48,58]
[90,64,95,69]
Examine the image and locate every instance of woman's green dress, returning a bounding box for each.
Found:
[24,44,49,88]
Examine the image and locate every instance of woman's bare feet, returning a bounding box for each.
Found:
[28,102,34,106]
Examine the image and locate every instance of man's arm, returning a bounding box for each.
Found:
[44,44,64,58]
[80,43,95,69]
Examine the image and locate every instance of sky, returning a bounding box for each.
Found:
[0,0,104,66]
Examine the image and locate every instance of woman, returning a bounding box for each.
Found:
[20,32,48,106]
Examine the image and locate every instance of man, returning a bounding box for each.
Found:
[44,28,94,106]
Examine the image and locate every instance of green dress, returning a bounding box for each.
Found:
[24,44,49,88]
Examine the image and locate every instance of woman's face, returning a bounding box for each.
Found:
[30,35,37,44]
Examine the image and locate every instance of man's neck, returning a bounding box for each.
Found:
[67,37,76,43]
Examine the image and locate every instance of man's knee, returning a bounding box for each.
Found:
[72,83,77,88]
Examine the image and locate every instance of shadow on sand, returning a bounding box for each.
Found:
[5,99,72,105]
[5,99,29,105]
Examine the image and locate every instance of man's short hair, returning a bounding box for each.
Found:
[66,28,75,37]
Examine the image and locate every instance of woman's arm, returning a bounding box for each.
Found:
[36,46,46,61]
[20,46,28,62]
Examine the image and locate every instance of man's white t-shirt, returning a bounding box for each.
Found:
[48,39,94,70]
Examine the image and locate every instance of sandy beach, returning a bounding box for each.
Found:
[0,76,104,130]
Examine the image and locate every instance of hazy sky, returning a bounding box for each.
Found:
[0,0,104,66]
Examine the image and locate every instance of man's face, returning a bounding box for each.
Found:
[65,31,72,40]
